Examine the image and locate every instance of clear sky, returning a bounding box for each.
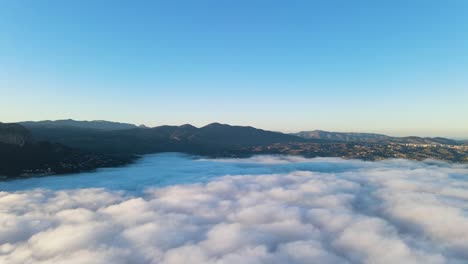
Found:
[1,0,467,137]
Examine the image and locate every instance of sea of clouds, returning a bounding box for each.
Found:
[1,155,468,263]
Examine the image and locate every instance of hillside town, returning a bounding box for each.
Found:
[241,142,468,163]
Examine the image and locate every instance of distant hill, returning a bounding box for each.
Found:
[396,136,458,145]
[294,130,390,143]
[24,122,306,155]
[20,119,138,131]
[293,130,459,145]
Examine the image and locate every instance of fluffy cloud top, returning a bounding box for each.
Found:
[1,156,468,263]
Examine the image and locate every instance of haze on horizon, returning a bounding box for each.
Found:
[1,1,467,138]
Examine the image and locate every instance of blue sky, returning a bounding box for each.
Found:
[1,1,467,137]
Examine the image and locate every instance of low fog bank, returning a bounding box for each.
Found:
[1,156,468,263]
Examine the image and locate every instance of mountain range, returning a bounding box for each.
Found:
[20,120,464,145]
[293,130,460,145]
[19,120,306,155]
[1,119,466,179]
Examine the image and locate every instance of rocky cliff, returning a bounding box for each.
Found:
[0,123,33,146]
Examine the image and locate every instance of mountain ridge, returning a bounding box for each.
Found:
[293,130,460,145]
[20,119,138,131]
[20,119,461,143]
[23,121,307,154]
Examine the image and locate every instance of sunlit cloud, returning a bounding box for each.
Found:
[1,156,468,263]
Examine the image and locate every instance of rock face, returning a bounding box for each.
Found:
[0,123,33,147]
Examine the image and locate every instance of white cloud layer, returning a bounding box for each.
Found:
[1,156,468,263]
